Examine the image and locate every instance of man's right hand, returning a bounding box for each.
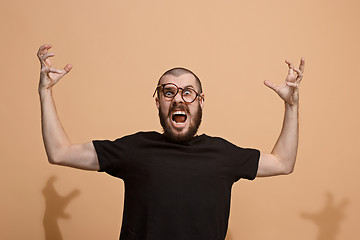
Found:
[37,44,100,171]
[37,44,72,92]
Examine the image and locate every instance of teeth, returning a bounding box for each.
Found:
[173,111,186,115]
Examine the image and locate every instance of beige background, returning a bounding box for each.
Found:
[1,0,359,239]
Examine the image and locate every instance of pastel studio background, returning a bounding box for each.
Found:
[1,0,359,239]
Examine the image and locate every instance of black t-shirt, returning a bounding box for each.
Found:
[93,131,260,240]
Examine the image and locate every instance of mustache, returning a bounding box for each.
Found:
[168,103,189,114]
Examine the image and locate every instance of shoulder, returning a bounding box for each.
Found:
[93,131,162,147]
[109,131,163,142]
[200,134,259,155]
[199,134,238,148]
[92,131,163,155]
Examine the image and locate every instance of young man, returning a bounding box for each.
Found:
[38,44,304,240]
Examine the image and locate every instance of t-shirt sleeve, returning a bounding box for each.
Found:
[92,137,130,179]
[224,140,260,182]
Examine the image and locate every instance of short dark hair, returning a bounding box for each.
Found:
[157,67,203,94]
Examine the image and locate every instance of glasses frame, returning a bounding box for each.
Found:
[152,83,202,103]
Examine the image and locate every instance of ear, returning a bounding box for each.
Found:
[199,93,205,109]
[155,97,160,110]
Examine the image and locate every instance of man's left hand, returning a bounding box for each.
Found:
[264,58,305,106]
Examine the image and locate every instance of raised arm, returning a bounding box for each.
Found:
[257,58,305,177]
[38,44,99,171]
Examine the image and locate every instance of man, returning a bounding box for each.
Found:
[37,44,304,240]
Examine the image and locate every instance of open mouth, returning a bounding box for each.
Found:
[171,110,187,125]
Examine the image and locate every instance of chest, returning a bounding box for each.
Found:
[124,146,235,185]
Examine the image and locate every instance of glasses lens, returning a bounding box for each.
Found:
[182,88,197,103]
[162,84,178,98]
[161,83,198,103]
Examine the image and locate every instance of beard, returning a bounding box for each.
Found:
[159,102,202,143]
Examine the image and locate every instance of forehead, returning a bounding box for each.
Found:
[160,73,198,89]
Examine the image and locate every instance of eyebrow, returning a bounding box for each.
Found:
[161,83,196,89]
[183,84,195,89]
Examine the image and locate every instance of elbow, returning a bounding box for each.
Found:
[283,167,294,175]
[46,147,69,166]
[47,156,60,165]
[277,155,296,175]
[46,153,64,166]
[282,164,295,175]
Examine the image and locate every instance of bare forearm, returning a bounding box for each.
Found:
[271,102,299,173]
[39,89,71,163]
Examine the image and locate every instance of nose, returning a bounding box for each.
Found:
[172,89,184,103]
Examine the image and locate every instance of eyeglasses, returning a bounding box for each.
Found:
[152,83,202,103]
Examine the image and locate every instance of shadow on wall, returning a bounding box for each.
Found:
[301,192,349,240]
[42,176,80,240]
